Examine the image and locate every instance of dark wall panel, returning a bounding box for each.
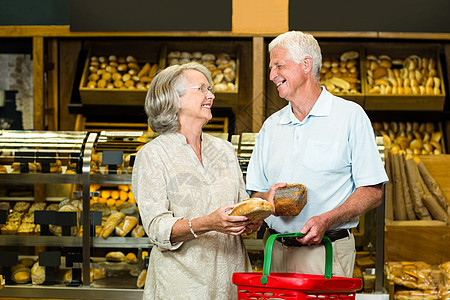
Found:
[289,0,450,33]
[0,0,69,25]
[69,0,232,31]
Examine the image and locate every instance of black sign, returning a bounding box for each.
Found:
[70,0,232,31]
[289,0,450,33]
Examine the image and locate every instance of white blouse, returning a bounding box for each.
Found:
[132,132,251,300]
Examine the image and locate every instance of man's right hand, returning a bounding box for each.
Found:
[250,182,287,214]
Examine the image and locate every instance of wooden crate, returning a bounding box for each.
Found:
[384,154,450,265]
[364,43,446,111]
[319,42,365,107]
[79,40,164,106]
[160,40,240,110]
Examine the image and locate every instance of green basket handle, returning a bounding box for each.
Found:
[260,232,332,285]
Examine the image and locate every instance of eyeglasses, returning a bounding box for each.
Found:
[187,84,215,95]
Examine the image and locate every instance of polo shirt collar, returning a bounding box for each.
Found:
[279,87,332,125]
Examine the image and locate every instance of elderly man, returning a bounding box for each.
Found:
[246,31,388,277]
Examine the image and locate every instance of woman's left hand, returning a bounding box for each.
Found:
[244,220,263,234]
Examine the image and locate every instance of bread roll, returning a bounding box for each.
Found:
[229,198,273,222]
[125,253,138,264]
[274,183,307,216]
[106,251,126,262]
[137,269,147,288]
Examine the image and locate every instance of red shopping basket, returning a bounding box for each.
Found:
[233,232,362,300]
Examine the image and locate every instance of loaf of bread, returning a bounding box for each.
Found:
[106,251,126,262]
[274,183,307,216]
[229,198,273,222]
[115,216,138,237]
[12,266,31,284]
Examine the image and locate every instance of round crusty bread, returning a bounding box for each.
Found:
[229,198,274,222]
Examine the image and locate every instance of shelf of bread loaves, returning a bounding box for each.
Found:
[3,252,147,289]
[363,43,445,111]
[161,41,240,109]
[78,40,163,106]
[319,43,365,107]
[78,40,240,110]
[373,121,445,155]
[79,53,160,106]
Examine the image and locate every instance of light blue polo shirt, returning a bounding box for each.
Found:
[246,88,388,233]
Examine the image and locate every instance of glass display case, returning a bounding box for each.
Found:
[0,130,158,299]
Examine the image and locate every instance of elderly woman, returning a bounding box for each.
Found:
[132,62,259,300]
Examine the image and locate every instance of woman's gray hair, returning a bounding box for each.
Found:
[269,31,322,81]
[145,62,213,133]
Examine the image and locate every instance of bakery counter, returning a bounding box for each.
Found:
[93,237,151,248]
[0,235,82,247]
[0,285,143,300]
[0,235,262,250]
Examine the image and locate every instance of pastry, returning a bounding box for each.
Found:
[13,202,31,213]
[229,198,273,222]
[28,202,47,213]
[31,262,45,284]
[274,183,307,216]
[132,225,145,238]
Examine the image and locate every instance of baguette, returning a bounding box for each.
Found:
[101,212,125,239]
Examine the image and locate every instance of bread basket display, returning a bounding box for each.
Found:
[319,43,365,107]
[79,40,164,106]
[363,43,445,111]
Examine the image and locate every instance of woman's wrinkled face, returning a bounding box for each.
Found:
[178,70,215,127]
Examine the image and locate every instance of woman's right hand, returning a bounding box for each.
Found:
[206,204,250,236]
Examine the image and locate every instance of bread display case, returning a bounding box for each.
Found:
[0,130,157,299]
[78,39,240,112]
[0,130,265,298]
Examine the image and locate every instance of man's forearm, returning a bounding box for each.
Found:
[322,184,383,228]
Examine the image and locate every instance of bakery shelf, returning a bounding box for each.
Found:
[0,285,143,300]
[0,235,82,247]
[160,41,240,110]
[363,43,446,111]
[92,237,151,248]
[243,239,264,251]
[319,42,366,107]
[90,174,132,185]
[0,173,82,185]
[79,40,164,106]
[90,237,263,250]
[0,196,66,202]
